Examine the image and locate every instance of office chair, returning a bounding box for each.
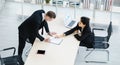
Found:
[93,22,112,44]
[85,22,112,63]
[0,47,21,65]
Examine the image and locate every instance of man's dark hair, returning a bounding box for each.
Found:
[81,16,90,26]
[46,11,56,18]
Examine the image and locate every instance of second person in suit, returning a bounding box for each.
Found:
[55,16,94,48]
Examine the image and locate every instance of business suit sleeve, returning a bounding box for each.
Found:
[43,20,50,33]
[34,10,46,41]
[74,30,90,41]
[35,23,45,41]
[33,14,44,41]
[64,25,78,36]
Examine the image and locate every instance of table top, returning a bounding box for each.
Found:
[24,34,79,65]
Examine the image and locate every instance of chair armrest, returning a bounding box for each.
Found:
[94,41,108,43]
[1,47,16,56]
[92,28,105,31]
[94,41,109,49]
[94,40,109,45]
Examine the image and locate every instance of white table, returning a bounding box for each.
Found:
[24,35,79,65]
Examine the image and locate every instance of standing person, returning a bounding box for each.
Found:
[18,10,56,65]
[55,16,94,48]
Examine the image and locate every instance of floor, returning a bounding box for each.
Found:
[0,1,120,65]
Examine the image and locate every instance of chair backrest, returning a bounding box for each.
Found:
[91,22,112,49]
[92,31,109,49]
[91,32,95,48]
[107,21,112,42]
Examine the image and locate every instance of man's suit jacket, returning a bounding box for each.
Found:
[64,24,94,48]
[18,10,50,43]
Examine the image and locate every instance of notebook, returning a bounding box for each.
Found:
[65,20,78,28]
[67,20,76,27]
[50,37,63,45]
[64,16,78,29]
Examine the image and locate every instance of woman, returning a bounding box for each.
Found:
[56,16,94,48]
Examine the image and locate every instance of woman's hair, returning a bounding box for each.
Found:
[81,16,90,27]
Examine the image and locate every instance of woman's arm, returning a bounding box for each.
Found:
[64,25,78,36]
[55,25,79,38]
[74,27,91,41]
[74,32,90,41]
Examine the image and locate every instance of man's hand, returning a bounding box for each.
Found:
[48,32,57,36]
[44,38,50,43]
[54,34,65,38]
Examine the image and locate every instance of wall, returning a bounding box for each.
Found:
[0,0,5,11]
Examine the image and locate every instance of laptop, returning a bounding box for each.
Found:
[64,16,78,28]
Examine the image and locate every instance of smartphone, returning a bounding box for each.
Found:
[37,50,45,54]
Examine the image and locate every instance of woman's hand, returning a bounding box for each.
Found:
[54,34,65,38]
[48,32,57,36]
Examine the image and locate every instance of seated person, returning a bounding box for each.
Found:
[56,16,94,48]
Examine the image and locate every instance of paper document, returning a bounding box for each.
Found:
[50,37,63,45]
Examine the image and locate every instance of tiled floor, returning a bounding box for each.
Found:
[0,1,120,65]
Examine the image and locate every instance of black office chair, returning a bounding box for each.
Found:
[0,47,21,65]
[85,21,112,63]
[93,22,112,42]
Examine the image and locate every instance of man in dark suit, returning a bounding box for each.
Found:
[18,10,56,65]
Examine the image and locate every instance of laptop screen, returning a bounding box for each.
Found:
[67,20,76,27]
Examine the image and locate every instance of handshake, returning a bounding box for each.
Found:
[43,32,64,43]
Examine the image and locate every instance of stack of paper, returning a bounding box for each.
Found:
[50,37,63,45]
